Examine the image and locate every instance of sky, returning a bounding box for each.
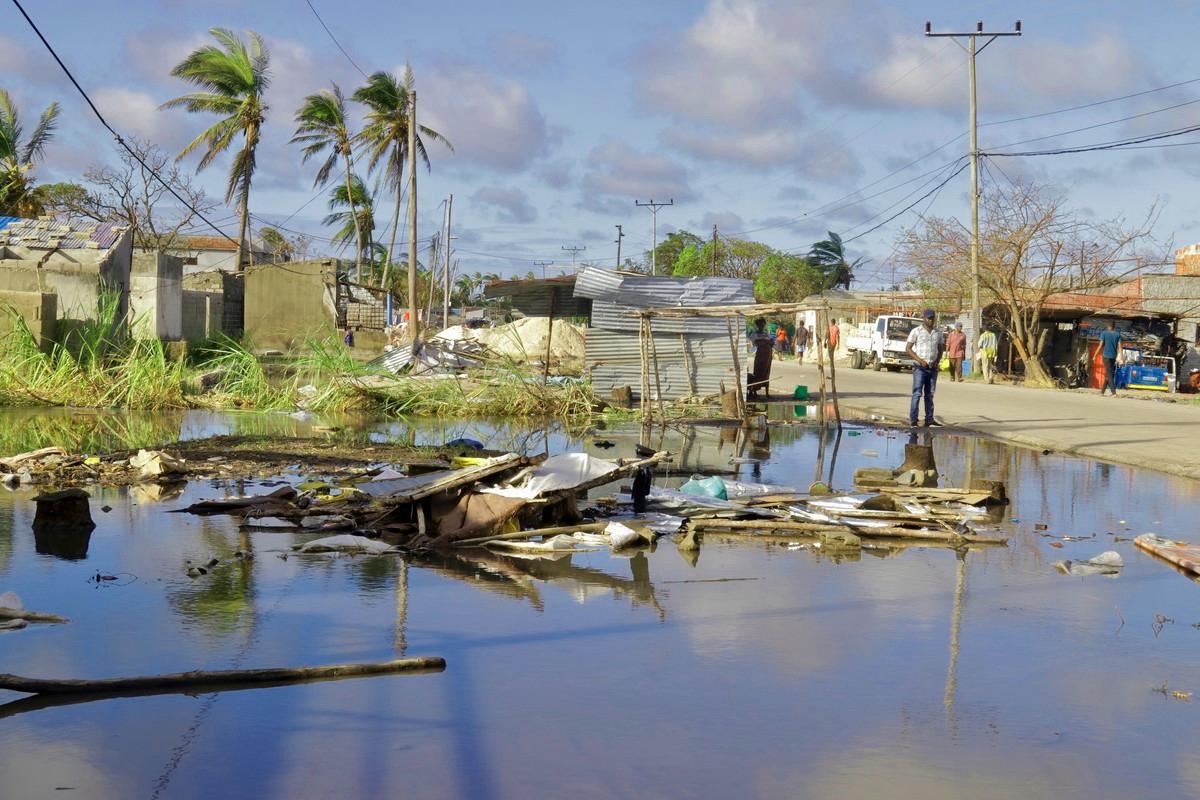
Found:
[4,0,1200,287]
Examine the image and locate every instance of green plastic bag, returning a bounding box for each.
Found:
[680,475,728,501]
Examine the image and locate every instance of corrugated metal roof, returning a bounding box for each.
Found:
[585,328,743,400]
[573,266,754,334]
[0,217,128,250]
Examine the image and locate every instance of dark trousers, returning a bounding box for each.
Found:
[950,357,963,381]
[1102,357,1117,395]
[910,365,936,424]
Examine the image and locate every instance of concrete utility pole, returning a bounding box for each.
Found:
[711,224,719,274]
[534,260,553,280]
[925,20,1020,372]
[407,89,420,342]
[614,224,624,269]
[561,245,586,272]
[636,198,673,275]
[442,193,453,327]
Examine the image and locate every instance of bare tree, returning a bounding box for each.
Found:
[53,137,218,252]
[898,181,1160,386]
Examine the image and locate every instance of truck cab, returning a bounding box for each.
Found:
[847,315,922,370]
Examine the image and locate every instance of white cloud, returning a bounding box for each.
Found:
[124,30,210,85]
[693,211,745,232]
[420,60,550,172]
[488,32,561,72]
[665,127,803,168]
[535,159,573,189]
[471,185,538,224]
[580,141,694,214]
[92,87,187,149]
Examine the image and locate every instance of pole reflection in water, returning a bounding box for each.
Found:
[944,549,968,735]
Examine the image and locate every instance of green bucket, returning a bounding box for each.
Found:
[793,385,809,400]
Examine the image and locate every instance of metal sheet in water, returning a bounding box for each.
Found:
[586,328,742,399]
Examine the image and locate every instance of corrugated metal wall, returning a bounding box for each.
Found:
[586,327,743,400]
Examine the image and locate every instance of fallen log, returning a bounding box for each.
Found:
[0,446,66,469]
[688,518,1006,545]
[0,656,446,696]
[0,608,68,624]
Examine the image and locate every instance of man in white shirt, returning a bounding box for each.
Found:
[905,308,945,427]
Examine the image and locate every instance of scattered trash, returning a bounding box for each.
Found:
[487,534,585,553]
[445,438,484,450]
[1153,681,1192,701]
[606,521,651,550]
[129,449,187,480]
[593,440,615,449]
[1052,551,1123,577]
[100,505,112,513]
[1049,542,1064,549]
[847,431,862,437]
[1153,614,1175,638]
[860,449,879,458]
[1034,523,1049,531]
[297,535,396,555]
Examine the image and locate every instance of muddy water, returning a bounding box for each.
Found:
[1,411,1200,799]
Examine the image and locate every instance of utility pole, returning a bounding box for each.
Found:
[442,193,453,327]
[926,20,1020,372]
[711,224,719,275]
[533,260,553,280]
[406,89,420,342]
[614,224,624,269]
[636,198,673,275]
[561,244,586,272]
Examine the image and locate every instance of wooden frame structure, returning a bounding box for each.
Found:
[629,302,842,429]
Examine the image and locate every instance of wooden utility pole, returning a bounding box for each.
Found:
[711,225,718,274]
[442,193,453,328]
[407,90,420,342]
[614,224,624,269]
[926,19,1021,373]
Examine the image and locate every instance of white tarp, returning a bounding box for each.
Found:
[484,453,618,499]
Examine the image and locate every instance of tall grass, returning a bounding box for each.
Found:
[188,336,293,409]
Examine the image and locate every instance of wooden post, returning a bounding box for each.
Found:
[826,306,843,430]
[726,317,745,419]
[406,89,420,342]
[815,310,828,425]
[647,315,666,421]
[680,333,697,396]
[543,288,556,385]
[639,315,650,419]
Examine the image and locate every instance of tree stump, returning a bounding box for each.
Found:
[720,390,741,418]
[894,443,937,475]
[32,489,95,560]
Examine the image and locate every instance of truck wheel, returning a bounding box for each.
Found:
[851,351,864,369]
[871,355,882,372]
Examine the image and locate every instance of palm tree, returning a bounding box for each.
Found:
[352,65,453,289]
[0,90,59,217]
[808,231,866,291]
[291,84,363,272]
[162,28,270,272]
[323,174,376,280]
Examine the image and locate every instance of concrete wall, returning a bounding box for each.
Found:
[182,290,223,340]
[183,270,243,338]
[1140,274,1200,372]
[128,252,183,340]
[0,289,56,351]
[244,260,338,351]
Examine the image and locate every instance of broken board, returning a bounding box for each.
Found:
[1135,534,1200,577]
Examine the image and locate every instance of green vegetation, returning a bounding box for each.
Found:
[0,89,60,217]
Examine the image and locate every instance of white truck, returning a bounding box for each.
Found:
[846,315,923,371]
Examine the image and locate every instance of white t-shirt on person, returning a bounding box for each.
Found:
[906,324,943,363]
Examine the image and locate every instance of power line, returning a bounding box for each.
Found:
[986,96,1200,152]
[303,0,368,79]
[843,161,970,244]
[982,75,1200,128]
[8,0,240,249]
[986,122,1200,157]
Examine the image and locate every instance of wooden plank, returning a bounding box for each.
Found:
[366,454,533,505]
[689,517,1006,544]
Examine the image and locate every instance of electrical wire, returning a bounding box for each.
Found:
[986,122,1200,157]
[9,0,240,249]
[842,161,970,244]
[986,97,1200,152]
[303,0,369,78]
[981,76,1200,128]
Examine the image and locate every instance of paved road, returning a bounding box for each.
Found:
[770,358,1200,480]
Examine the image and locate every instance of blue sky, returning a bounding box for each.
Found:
[5,0,1200,285]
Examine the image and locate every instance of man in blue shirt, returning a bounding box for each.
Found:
[1099,321,1122,396]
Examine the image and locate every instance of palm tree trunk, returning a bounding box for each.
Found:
[235,194,249,273]
[382,169,402,292]
[342,149,363,280]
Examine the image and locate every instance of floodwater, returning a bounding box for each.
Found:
[1,410,1200,799]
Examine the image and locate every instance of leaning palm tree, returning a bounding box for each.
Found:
[291,84,363,271]
[323,174,377,281]
[0,90,59,217]
[161,28,270,272]
[808,231,866,291]
[352,65,452,289]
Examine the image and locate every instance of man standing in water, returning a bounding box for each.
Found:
[905,308,944,427]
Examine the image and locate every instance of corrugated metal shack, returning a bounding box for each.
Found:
[574,266,755,400]
[483,275,592,320]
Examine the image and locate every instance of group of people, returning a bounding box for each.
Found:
[753,319,841,366]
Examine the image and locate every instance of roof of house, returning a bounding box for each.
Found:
[0,217,129,250]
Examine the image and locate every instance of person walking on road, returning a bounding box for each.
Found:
[794,323,809,364]
[906,308,945,427]
[774,325,790,361]
[978,326,998,384]
[946,322,967,382]
[1099,320,1122,396]
[827,318,840,360]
